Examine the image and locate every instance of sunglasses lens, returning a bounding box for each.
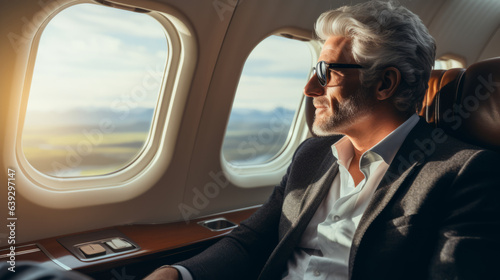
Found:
[316,61,327,86]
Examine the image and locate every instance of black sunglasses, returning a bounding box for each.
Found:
[313,61,363,87]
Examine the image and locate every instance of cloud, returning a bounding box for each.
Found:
[242,36,314,77]
[232,75,307,111]
[230,35,314,111]
[50,4,166,39]
[27,3,168,112]
[26,6,315,117]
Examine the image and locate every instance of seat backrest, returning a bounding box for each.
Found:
[443,57,500,152]
[422,57,500,152]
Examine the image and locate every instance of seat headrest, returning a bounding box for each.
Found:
[420,68,466,125]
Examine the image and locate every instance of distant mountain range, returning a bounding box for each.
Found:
[227,107,296,127]
[23,107,297,133]
[23,107,155,133]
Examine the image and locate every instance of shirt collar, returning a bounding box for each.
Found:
[331,114,420,167]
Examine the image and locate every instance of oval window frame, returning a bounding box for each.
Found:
[13,0,197,208]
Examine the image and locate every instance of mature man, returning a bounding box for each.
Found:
[146,1,500,279]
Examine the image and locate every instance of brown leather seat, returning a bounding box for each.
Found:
[422,57,500,152]
[420,69,447,123]
[420,68,466,126]
[306,57,500,152]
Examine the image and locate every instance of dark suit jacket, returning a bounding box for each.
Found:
[178,118,500,280]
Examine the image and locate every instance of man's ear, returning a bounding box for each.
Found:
[375,67,401,101]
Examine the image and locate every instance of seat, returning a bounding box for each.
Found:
[422,57,500,152]
[443,57,500,152]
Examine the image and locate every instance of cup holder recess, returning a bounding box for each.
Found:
[198,217,238,231]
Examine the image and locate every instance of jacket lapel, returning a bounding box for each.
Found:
[259,152,339,280]
[348,119,429,278]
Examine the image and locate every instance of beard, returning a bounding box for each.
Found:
[312,87,375,136]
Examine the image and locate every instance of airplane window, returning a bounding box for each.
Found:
[21,4,168,177]
[222,35,312,166]
[434,55,465,69]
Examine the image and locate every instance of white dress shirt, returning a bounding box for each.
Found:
[283,114,419,280]
[176,114,420,280]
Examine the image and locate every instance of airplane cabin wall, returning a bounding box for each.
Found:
[1,0,238,243]
[1,0,499,245]
[0,0,335,244]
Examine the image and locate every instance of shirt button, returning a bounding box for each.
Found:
[333,215,341,222]
[314,270,321,277]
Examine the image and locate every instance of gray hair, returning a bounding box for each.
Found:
[315,1,436,114]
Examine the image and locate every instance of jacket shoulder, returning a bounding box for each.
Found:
[404,119,497,163]
[293,135,342,160]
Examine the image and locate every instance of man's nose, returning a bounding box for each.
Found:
[304,75,325,97]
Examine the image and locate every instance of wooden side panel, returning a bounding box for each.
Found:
[0,207,257,276]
